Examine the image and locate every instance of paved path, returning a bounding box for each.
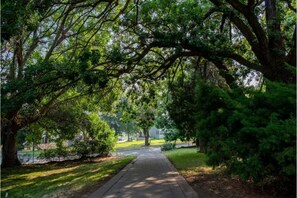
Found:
[89,148,197,198]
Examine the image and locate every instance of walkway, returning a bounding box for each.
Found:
[89,148,197,198]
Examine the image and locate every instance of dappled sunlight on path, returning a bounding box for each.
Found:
[89,149,197,198]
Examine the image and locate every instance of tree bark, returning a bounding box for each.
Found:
[1,123,21,167]
[143,127,150,146]
[198,139,207,153]
[127,133,131,142]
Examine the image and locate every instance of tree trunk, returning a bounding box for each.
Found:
[2,127,21,167]
[127,133,131,142]
[198,139,207,153]
[143,127,150,146]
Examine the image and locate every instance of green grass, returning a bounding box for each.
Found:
[115,139,165,150]
[163,148,214,176]
[115,139,184,151]
[1,156,135,198]
[18,150,44,157]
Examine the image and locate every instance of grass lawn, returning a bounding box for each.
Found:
[18,149,44,157]
[1,156,135,198]
[115,139,165,151]
[163,147,214,176]
[163,148,284,198]
[115,139,185,151]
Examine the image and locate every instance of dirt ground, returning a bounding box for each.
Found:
[184,172,295,198]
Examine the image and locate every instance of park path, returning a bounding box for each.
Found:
[89,148,198,198]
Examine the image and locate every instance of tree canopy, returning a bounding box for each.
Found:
[1,2,296,191]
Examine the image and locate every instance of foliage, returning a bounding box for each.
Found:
[117,80,160,145]
[1,0,130,167]
[163,130,180,143]
[37,112,117,160]
[2,0,296,182]
[118,0,296,83]
[166,76,197,142]
[155,88,182,142]
[38,147,70,161]
[16,129,41,150]
[101,111,140,138]
[164,72,295,185]
[194,81,296,184]
[73,139,111,158]
[1,156,135,198]
[161,142,176,151]
[73,113,117,158]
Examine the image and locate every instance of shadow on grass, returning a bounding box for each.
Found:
[1,156,134,198]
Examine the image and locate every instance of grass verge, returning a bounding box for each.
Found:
[163,147,215,176]
[163,148,287,198]
[1,156,135,198]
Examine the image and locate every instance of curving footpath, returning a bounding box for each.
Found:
[89,148,198,198]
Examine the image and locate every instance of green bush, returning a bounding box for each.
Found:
[73,139,112,158]
[38,147,70,161]
[73,113,116,158]
[161,142,176,151]
[38,114,116,160]
[195,81,296,184]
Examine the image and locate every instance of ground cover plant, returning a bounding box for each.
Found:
[1,156,135,198]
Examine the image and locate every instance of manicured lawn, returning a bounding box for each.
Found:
[115,139,185,151]
[18,149,44,157]
[115,139,166,150]
[163,148,215,175]
[1,156,135,198]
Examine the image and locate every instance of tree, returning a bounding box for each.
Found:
[1,0,131,167]
[119,80,158,146]
[159,58,229,149]
[101,111,140,141]
[166,76,197,143]
[115,0,295,84]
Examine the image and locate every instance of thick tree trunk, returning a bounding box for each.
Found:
[2,127,21,167]
[143,127,150,146]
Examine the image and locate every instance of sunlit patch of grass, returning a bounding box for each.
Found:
[1,156,135,198]
[115,139,165,150]
[115,139,184,151]
[163,148,219,177]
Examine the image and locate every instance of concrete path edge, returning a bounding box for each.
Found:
[88,153,198,198]
[88,157,138,198]
[163,155,198,198]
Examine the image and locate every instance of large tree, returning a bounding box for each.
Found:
[1,0,131,167]
[114,0,296,84]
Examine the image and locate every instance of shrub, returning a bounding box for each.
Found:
[195,81,296,185]
[161,142,176,151]
[38,146,70,161]
[72,114,116,158]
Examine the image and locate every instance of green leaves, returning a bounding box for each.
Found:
[196,81,296,183]
[107,47,126,64]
